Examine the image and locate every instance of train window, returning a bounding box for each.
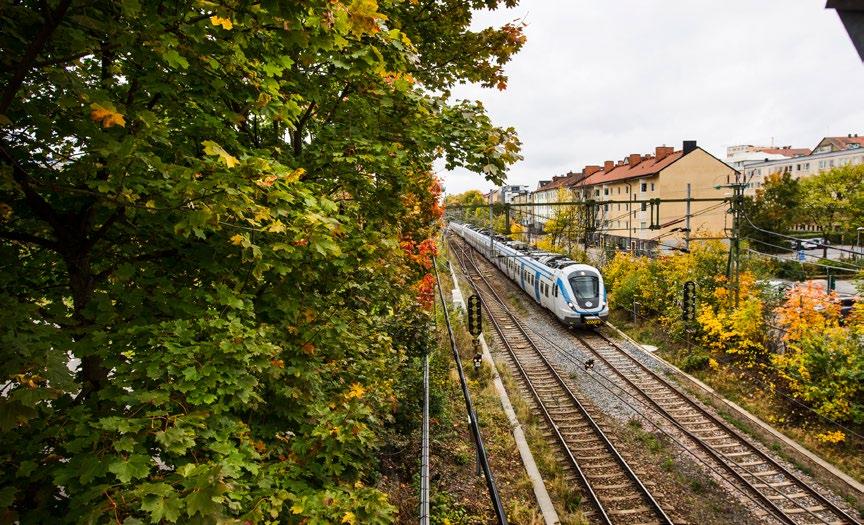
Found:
[553,284,558,297]
[569,274,599,299]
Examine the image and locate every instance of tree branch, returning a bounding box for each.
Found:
[291,101,317,156]
[0,229,58,249]
[0,143,63,234]
[0,0,73,115]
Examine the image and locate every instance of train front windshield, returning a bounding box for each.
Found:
[568,273,599,299]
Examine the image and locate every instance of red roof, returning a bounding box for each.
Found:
[536,172,585,191]
[754,147,811,157]
[574,151,684,187]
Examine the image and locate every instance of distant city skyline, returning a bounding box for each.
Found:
[439,0,864,196]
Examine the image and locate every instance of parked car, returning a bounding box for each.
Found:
[788,237,826,250]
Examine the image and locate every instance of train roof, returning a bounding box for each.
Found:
[453,222,598,272]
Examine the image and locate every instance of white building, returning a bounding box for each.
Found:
[725,144,810,170]
[736,136,864,196]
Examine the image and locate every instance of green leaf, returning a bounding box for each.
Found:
[162,49,189,69]
[109,454,151,483]
[141,492,182,523]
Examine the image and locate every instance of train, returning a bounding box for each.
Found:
[449,222,609,328]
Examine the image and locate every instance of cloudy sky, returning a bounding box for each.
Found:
[440,0,864,196]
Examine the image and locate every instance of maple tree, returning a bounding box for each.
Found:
[0,1,523,522]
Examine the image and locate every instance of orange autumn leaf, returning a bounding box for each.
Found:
[90,103,126,128]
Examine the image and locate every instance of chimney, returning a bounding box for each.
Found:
[848,133,852,138]
[683,140,697,154]
[655,146,674,160]
[604,160,614,172]
[583,165,601,177]
[628,153,642,166]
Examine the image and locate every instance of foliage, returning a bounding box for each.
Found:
[604,242,769,367]
[797,164,864,238]
[0,1,523,523]
[773,284,864,424]
[695,273,768,367]
[537,189,586,259]
[741,172,801,249]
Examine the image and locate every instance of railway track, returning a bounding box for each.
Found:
[452,233,861,525]
[570,329,860,525]
[450,238,673,525]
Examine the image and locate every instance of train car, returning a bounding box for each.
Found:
[449,222,608,328]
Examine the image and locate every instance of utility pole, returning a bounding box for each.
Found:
[685,183,691,251]
[488,191,494,257]
[504,203,511,239]
[718,182,745,307]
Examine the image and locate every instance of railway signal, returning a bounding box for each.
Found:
[467,294,483,337]
[682,281,697,321]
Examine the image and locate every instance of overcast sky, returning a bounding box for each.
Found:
[439,0,864,197]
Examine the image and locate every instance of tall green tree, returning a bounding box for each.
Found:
[798,164,864,238]
[0,1,523,523]
[741,172,801,250]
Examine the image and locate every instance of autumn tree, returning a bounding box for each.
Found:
[0,1,523,523]
[772,284,864,425]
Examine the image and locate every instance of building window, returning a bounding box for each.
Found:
[640,183,647,192]
[640,222,646,230]
[625,186,629,193]
[604,188,609,195]
[617,187,621,194]
[604,204,609,211]
[641,202,647,211]
[595,189,600,197]
[617,204,621,211]
[650,183,655,191]
[830,160,835,167]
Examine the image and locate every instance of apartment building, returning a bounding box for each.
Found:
[737,134,864,196]
[725,144,811,170]
[571,141,737,252]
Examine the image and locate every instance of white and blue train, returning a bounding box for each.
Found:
[450,222,609,328]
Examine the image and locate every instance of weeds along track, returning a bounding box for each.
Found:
[449,237,673,525]
[572,328,861,525]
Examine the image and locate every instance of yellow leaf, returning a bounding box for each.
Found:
[291,503,303,514]
[145,200,156,209]
[202,140,239,168]
[230,234,245,246]
[210,15,233,30]
[341,512,356,524]
[267,220,286,233]
[346,383,365,399]
[90,103,126,128]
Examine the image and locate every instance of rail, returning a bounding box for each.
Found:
[419,347,430,524]
[431,254,508,524]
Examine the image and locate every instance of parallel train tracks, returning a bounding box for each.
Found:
[449,233,861,525]
[451,238,673,525]
[571,329,860,525]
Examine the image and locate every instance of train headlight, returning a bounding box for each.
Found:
[567,301,576,310]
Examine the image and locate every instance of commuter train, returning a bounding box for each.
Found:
[449,222,609,328]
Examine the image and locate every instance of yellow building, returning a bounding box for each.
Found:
[572,141,737,253]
